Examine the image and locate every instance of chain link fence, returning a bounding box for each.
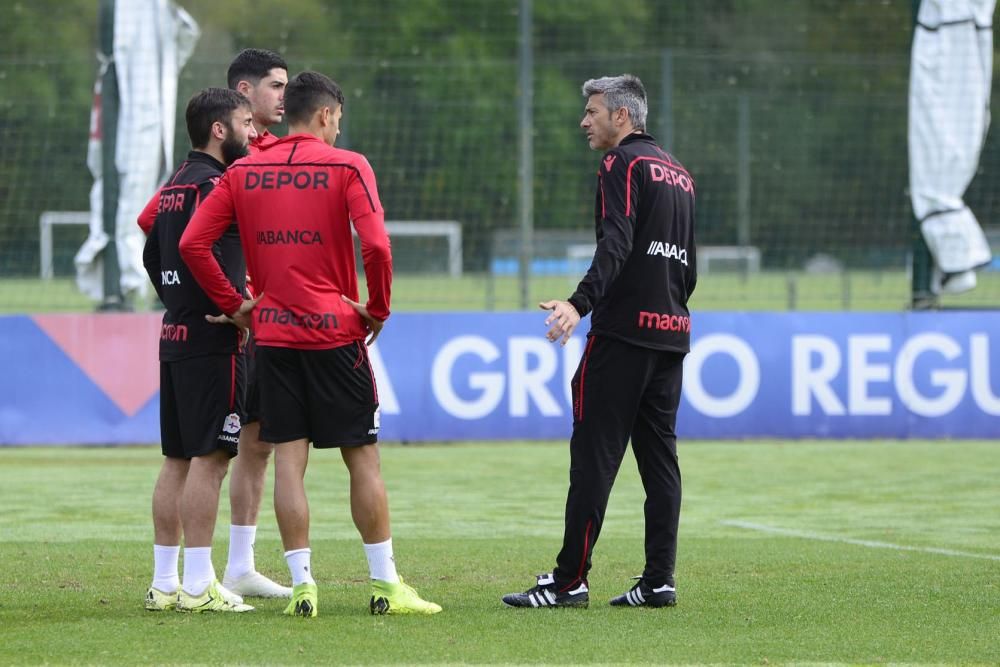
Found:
[2,1,998,312]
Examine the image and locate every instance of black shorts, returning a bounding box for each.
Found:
[244,336,260,424]
[256,342,380,448]
[159,354,246,459]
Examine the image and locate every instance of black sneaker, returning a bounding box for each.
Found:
[501,573,589,608]
[609,577,677,608]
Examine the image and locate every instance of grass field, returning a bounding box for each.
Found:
[4,270,999,313]
[1,440,997,665]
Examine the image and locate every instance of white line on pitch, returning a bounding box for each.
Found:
[720,520,1000,562]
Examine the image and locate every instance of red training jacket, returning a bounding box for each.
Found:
[179,133,392,350]
[243,127,281,297]
[137,189,158,235]
[249,128,280,153]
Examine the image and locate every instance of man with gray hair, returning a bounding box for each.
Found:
[503,74,697,609]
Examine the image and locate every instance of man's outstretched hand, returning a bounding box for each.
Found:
[539,299,580,347]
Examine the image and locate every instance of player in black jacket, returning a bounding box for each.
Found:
[504,74,697,609]
[143,88,258,613]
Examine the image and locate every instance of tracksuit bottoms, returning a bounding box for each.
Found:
[552,334,685,591]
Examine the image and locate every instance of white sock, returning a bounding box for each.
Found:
[182,547,215,596]
[363,538,399,583]
[284,548,315,586]
[225,524,256,578]
[152,544,180,592]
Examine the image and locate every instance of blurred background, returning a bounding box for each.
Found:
[2,0,998,313]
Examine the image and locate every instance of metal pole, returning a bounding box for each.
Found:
[659,48,674,150]
[517,0,534,310]
[98,0,125,311]
[737,94,751,248]
[910,0,935,309]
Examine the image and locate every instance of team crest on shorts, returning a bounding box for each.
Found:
[368,406,381,435]
[222,412,242,434]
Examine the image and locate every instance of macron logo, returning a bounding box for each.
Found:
[637,311,691,333]
[603,155,616,172]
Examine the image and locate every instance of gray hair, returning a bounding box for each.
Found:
[581,74,647,131]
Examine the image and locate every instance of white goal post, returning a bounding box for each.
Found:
[355,220,463,277]
[39,211,90,280]
[697,245,761,274]
[38,211,463,278]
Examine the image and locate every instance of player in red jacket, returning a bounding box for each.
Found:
[180,71,441,618]
[219,47,291,601]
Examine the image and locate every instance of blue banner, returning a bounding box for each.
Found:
[371,311,1000,440]
[1,311,998,444]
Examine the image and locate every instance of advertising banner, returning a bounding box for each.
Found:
[1,311,997,444]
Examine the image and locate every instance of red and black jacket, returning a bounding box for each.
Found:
[142,151,246,361]
[568,132,697,353]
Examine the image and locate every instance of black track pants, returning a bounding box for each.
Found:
[553,335,684,590]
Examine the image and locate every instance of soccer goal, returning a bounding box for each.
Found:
[39,212,464,279]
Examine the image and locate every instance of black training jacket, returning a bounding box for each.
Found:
[143,151,246,361]
[568,133,697,353]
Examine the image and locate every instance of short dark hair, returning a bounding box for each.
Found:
[227,48,288,90]
[284,71,345,126]
[185,88,251,149]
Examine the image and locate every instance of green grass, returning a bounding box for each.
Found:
[0,278,97,313]
[5,271,999,313]
[1,441,998,665]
